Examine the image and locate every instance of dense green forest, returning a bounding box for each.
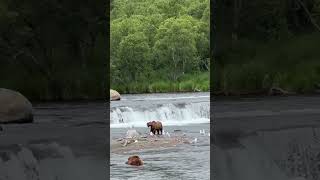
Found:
[110,0,210,93]
[213,0,320,95]
[0,0,108,100]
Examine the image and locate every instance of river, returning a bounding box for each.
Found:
[110,92,210,180]
[0,101,107,180]
[213,95,320,180]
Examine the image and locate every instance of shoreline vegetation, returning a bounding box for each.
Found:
[213,33,320,97]
[112,72,210,94]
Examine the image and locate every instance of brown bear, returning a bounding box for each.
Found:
[147,121,163,135]
[126,155,143,166]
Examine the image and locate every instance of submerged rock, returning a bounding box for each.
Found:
[126,155,143,166]
[0,88,33,124]
[110,89,121,101]
[111,132,194,154]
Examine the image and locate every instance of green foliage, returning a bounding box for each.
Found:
[213,33,320,94]
[113,72,209,94]
[111,0,209,92]
[213,0,320,95]
[0,0,108,100]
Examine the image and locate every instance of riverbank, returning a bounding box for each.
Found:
[212,90,320,97]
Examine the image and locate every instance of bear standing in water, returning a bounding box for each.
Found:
[147,121,163,135]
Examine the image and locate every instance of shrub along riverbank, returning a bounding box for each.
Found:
[112,72,209,94]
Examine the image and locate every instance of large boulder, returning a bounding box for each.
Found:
[110,89,121,101]
[0,88,33,124]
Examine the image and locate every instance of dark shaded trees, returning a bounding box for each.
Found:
[0,0,108,100]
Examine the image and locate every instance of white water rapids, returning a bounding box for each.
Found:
[214,127,320,180]
[110,101,210,128]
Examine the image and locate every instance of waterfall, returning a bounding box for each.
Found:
[110,102,210,128]
[213,127,320,180]
[0,143,105,180]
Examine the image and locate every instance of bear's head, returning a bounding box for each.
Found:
[126,155,143,166]
[147,121,156,127]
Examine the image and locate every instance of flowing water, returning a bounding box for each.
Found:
[0,102,107,180]
[213,96,320,180]
[214,127,320,180]
[110,92,210,180]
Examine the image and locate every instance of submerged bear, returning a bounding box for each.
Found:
[126,155,143,166]
[147,121,163,135]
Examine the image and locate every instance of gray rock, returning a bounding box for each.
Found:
[0,88,33,124]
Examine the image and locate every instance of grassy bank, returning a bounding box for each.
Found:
[111,72,209,94]
[213,33,320,95]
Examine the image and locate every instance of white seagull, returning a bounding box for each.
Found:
[200,129,206,135]
[191,138,198,144]
[166,132,171,137]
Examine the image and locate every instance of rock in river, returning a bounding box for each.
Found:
[0,88,33,124]
[110,89,121,101]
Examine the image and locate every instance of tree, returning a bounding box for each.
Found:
[116,32,151,84]
[153,16,199,81]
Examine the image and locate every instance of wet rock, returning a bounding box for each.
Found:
[110,89,121,101]
[0,88,33,124]
[269,87,290,96]
[126,155,143,166]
